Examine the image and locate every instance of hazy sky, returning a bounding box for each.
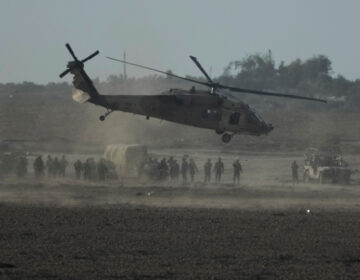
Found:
[1,0,360,84]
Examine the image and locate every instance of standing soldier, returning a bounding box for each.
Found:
[159,158,168,181]
[74,159,82,179]
[181,157,188,184]
[204,159,212,184]
[34,155,45,178]
[214,157,225,184]
[60,155,68,177]
[291,160,299,183]
[189,158,198,183]
[233,159,242,185]
[169,158,175,181]
[97,159,108,181]
[53,157,60,177]
[174,160,180,181]
[89,158,97,180]
[83,159,90,180]
[46,155,53,177]
[168,156,175,170]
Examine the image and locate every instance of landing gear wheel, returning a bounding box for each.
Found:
[215,129,224,135]
[222,133,232,143]
[99,109,113,121]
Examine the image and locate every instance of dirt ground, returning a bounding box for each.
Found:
[0,151,359,279]
[0,203,360,279]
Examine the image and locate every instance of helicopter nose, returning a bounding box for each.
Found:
[266,123,274,133]
[261,123,273,135]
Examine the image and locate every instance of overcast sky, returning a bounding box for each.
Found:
[0,0,359,84]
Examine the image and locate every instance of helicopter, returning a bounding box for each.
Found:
[59,43,326,143]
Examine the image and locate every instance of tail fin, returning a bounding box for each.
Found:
[69,61,102,104]
[59,43,105,106]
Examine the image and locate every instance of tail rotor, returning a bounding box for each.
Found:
[59,43,99,78]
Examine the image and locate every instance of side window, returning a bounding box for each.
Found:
[229,112,240,125]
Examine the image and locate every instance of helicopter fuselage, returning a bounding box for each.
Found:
[99,88,273,137]
[60,43,325,143]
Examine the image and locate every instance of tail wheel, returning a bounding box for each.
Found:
[222,133,232,143]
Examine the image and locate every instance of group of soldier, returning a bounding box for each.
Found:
[204,158,242,184]
[15,155,69,179]
[73,158,115,181]
[5,152,245,185]
[7,154,115,182]
[141,156,243,185]
[141,156,198,183]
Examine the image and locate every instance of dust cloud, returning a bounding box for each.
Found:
[0,78,360,211]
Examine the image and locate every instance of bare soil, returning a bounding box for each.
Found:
[0,202,359,280]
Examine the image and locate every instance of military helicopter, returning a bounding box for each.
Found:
[59,43,326,143]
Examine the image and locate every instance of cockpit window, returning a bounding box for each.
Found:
[248,109,264,124]
[248,112,260,124]
[253,110,264,122]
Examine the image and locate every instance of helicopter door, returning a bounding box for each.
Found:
[229,112,240,125]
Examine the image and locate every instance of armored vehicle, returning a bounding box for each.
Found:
[303,148,351,184]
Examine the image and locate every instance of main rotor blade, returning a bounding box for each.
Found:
[106,56,210,87]
[65,43,78,61]
[81,50,100,64]
[218,90,242,102]
[218,84,327,103]
[189,56,213,84]
[59,69,70,78]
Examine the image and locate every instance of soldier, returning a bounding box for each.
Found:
[83,159,91,180]
[159,158,168,181]
[291,160,299,183]
[168,158,176,181]
[204,159,212,184]
[189,158,198,183]
[89,158,97,180]
[34,155,45,178]
[214,157,224,184]
[173,160,180,181]
[181,157,188,184]
[233,159,242,185]
[168,156,175,169]
[74,159,82,179]
[59,155,68,177]
[46,155,53,177]
[97,158,108,181]
[106,160,117,180]
[53,157,60,177]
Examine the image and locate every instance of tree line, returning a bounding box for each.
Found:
[0,51,359,110]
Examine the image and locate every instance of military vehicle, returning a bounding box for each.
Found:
[59,43,326,143]
[303,148,351,184]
